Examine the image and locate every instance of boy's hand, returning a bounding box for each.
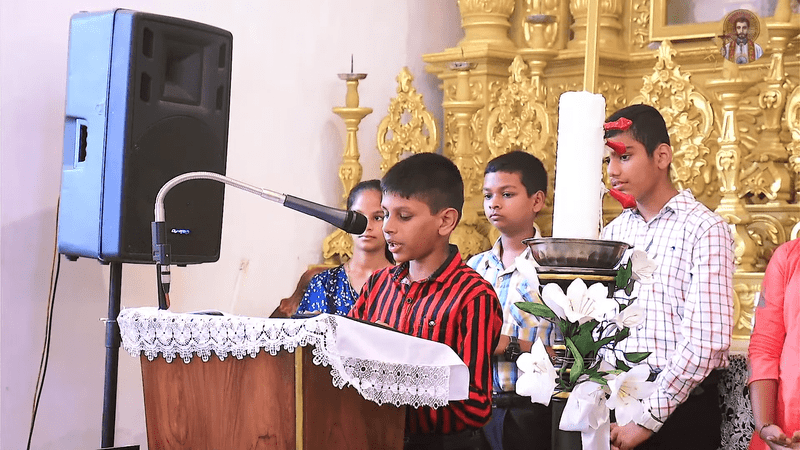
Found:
[610,422,652,450]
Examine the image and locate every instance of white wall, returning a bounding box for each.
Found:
[0,1,462,448]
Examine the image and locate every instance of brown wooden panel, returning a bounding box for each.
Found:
[140,351,296,450]
[301,349,405,450]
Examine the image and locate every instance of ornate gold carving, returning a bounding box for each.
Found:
[632,41,715,198]
[747,213,786,270]
[732,274,763,341]
[630,0,651,49]
[598,80,626,114]
[376,68,439,174]
[322,230,354,265]
[484,56,553,166]
[450,222,491,260]
[784,85,800,199]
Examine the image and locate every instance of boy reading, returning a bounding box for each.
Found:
[602,104,734,450]
[349,152,503,450]
[467,151,552,450]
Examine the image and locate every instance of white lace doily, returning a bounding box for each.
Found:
[118,307,469,408]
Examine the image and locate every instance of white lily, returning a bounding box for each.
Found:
[605,364,657,426]
[630,249,657,285]
[515,339,558,406]
[560,380,611,450]
[541,278,618,325]
[611,304,645,328]
[515,255,540,293]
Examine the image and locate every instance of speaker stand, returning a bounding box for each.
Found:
[101,262,123,448]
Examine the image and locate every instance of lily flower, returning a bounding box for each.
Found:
[605,364,657,426]
[515,339,558,406]
[541,278,618,325]
[611,304,645,329]
[560,379,609,431]
[630,249,657,285]
[515,255,540,293]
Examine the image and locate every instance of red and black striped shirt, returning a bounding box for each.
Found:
[349,245,503,435]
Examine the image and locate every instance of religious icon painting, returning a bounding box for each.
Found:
[720,9,764,64]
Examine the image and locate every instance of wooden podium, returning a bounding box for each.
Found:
[140,345,405,449]
[120,310,469,450]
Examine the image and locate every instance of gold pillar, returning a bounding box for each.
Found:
[567,0,624,52]
[740,17,800,204]
[457,0,517,51]
[706,78,758,272]
[445,62,491,257]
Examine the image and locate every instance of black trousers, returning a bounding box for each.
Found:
[484,392,551,450]
[404,428,490,450]
[634,375,722,450]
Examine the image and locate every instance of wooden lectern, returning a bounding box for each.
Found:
[140,345,405,450]
[120,309,469,450]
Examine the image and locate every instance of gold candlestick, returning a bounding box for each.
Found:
[323,73,373,264]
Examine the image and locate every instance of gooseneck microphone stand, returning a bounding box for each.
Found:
[151,171,367,304]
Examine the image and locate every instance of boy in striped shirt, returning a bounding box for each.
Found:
[350,152,503,450]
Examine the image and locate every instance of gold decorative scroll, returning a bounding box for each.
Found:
[631,41,716,204]
[376,67,439,174]
[484,55,553,166]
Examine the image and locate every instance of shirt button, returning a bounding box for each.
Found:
[406,298,412,304]
[428,320,435,327]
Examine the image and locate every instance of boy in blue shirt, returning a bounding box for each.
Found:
[467,151,553,450]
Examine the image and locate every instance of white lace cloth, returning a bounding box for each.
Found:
[118,307,469,408]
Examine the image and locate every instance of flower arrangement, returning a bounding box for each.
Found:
[512,248,659,448]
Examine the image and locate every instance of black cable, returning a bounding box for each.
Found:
[27,209,62,450]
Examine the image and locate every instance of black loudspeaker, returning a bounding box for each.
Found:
[57,9,232,264]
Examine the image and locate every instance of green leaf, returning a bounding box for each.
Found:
[624,351,651,364]
[514,302,557,320]
[588,374,608,386]
[571,320,599,356]
[615,359,631,371]
[624,280,635,296]
[565,337,585,386]
[616,260,633,289]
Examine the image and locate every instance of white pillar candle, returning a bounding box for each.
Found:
[551,91,606,239]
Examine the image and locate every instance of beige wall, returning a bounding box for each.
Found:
[0,1,462,448]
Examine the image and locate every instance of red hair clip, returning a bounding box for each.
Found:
[609,188,636,209]
[603,117,632,131]
[605,140,626,155]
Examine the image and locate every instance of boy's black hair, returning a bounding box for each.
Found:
[346,179,382,210]
[604,104,670,157]
[484,150,547,196]
[381,152,464,222]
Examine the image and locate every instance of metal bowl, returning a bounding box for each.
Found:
[522,237,631,269]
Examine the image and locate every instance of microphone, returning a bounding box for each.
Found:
[151,172,368,302]
[283,195,367,235]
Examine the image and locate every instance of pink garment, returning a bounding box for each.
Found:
[748,239,800,449]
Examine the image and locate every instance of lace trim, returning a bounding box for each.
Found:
[118,308,452,408]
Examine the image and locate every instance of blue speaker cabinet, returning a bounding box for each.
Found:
[57,9,232,264]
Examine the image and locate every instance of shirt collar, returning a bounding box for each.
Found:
[629,189,692,222]
[391,244,461,285]
[482,229,541,273]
